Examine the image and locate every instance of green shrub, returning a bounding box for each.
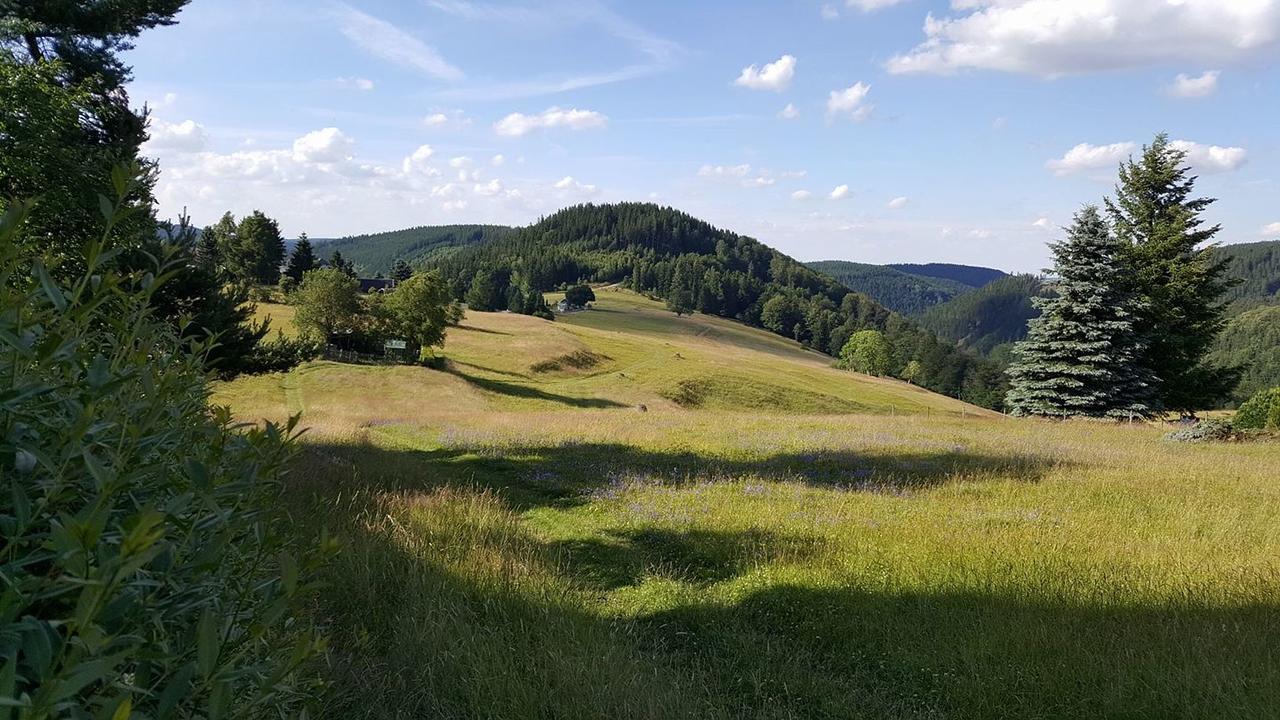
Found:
[1164,418,1237,443]
[1234,387,1280,430]
[244,333,323,374]
[0,195,328,717]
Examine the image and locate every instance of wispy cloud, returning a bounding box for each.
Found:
[426,0,681,101]
[335,3,463,81]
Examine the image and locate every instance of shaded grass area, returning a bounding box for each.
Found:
[287,428,1280,719]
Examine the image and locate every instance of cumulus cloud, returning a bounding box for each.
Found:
[830,184,851,200]
[1263,222,1280,236]
[1168,70,1220,98]
[886,0,1280,77]
[791,190,812,200]
[1047,139,1246,175]
[401,144,438,175]
[291,127,355,164]
[491,154,506,166]
[826,82,873,120]
[734,54,797,91]
[887,196,909,209]
[1032,217,1051,228]
[145,119,208,153]
[1169,140,1247,173]
[1046,142,1136,175]
[473,178,504,196]
[553,176,600,196]
[778,103,800,120]
[335,4,463,81]
[494,107,608,137]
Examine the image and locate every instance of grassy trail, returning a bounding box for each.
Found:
[218,290,1280,719]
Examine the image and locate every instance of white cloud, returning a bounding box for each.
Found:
[1168,70,1220,98]
[698,164,752,178]
[145,119,208,153]
[1047,139,1246,176]
[1169,140,1247,173]
[335,4,463,81]
[791,190,812,200]
[847,0,907,11]
[291,127,354,164]
[553,176,600,196]
[826,82,873,120]
[887,196,909,209]
[734,54,797,91]
[490,154,506,166]
[494,107,608,137]
[335,76,375,91]
[778,103,800,120]
[821,4,840,20]
[1046,142,1136,175]
[744,176,776,187]
[1263,222,1280,236]
[887,1,1280,77]
[969,229,992,239]
[830,184,851,200]
[422,110,470,128]
[449,156,473,168]
[1032,217,1051,228]
[401,144,438,175]
[473,178,504,196]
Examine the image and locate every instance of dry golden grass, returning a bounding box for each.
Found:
[215,289,1280,719]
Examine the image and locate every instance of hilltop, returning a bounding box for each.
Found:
[804,260,997,316]
[308,224,513,275]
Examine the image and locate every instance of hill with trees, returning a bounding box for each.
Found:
[423,202,1008,408]
[1206,304,1280,404]
[804,260,993,315]
[918,274,1045,357]
[1218,240,1280,311]
[313,224,514,276]
[886,263,1008,289]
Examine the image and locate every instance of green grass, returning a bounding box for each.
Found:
[216,288,1280,719]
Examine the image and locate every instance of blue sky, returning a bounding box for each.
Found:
[127,0,1280,271]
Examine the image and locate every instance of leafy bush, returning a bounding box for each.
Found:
[1164,418,1237,443]
[1234,387,1280,430]
[244,333,323,374]
[0,197,328,717]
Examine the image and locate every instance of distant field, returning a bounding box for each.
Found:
[216,288,1280,719]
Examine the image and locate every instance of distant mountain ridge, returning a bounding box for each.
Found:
[805,260,1008,316]
[305,225,514,275]
[886,263,1008,289]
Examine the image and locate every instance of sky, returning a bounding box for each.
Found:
[126,0,1280,272]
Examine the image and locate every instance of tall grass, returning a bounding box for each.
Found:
[217,290,1280,718]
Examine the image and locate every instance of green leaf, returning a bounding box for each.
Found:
[32,261,66,312]
[196,608,219,678]
[110,695,132,720]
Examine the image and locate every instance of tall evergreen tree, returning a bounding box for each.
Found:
[390,258,413,282]
[1006,206,1157,419]
[285,232,316,282]
[237,210,285,284]
[1106,134,1238,412]
[328,250,356,277]
[666,262,695,316]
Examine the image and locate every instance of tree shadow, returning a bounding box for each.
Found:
[446,359,527,379]
[453,324,511,335]
[293,440,1063,513]
[442,365,629,409]
[299,452,1280,719]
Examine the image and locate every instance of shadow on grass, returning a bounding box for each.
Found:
[454,324,511,335]
[446,359,528,379]
[442,365,629,409]
[296,439,1060,512]
[299,444,1280,719]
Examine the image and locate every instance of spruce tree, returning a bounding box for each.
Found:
[285,233,316,282]
[237,210,286,285]
[1106,134,1238,412]
[1006,206,1157,419]
[390,258,413,282]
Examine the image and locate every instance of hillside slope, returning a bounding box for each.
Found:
[222,288,990,431]
[1220,240,1280,311]
[312,224,513,275]
[424,203,1008,408]
[805,260,983,315]
[918,274,1045,356]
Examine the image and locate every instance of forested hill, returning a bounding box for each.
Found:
[425,202,1008,408]
[886,263,1008,289]
[1219,240,1280,310]
[312,224,513,275]
[805,260,1004,315]
[918,274,1045,358]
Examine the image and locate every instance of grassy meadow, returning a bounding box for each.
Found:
[218,288,1280,719]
